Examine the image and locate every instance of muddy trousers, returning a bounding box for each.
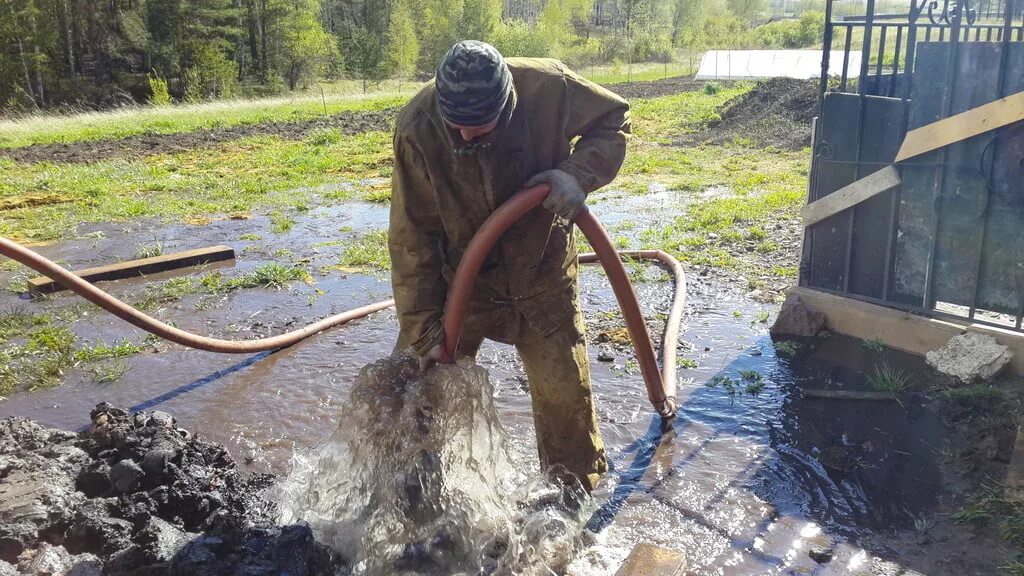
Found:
[459,301,608,491]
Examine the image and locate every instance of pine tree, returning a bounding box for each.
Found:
[385,0,419,90]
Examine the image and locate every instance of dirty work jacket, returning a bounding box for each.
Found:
[389,58,630,356]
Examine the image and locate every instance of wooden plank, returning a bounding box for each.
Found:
[894,90,1024,162]
[801,166,901,228]
[1006,425,1024,498]
[803,389,898,401]
[28,245,236,296]
[614,543,686,576]
[790,287,1024,376]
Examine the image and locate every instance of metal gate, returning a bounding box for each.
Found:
[802,0,1024,331]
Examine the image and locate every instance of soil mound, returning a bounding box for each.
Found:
[0,403,343,575]
[1,109,395,165]
[605,76,705,100]
[687,77,818,150]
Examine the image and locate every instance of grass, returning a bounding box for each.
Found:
[270,211,297,234]
[0,130,392,243]
[954,482,1024,548]
[141,263,311,306]
[580,57,700,85]
[755,310,770,323]
[74,339,144,363]
[861,337,886,353]
[867,361,912,395]
[628,85,749,143]
[678,358,699,369]
[338,230,390,271]
[0,92,404,149]
[136,242,165,259]
[88,360,130,384]
[941,384,1007,406]
[773,340,799,357]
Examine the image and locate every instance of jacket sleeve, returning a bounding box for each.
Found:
[557,66,631,193]
[388,133,446,356]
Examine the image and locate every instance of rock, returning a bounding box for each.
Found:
[597,346,615,363]
[808,545,833,564]
[109,459,144,494]
[148,411,175,429]
[274,524,315,576]
[107,517,193,572]
[67,500,133,556]
[19,543,102,576]
[925,333,1013,384]
[0,560,16,576]
[770,293,825,337]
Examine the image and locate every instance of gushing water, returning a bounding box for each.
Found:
[278,354,593,575]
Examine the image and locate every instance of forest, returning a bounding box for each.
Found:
[0,0,840,110]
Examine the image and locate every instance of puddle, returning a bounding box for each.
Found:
[0,198,994,575]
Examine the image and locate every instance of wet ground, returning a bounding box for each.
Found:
[0,187,1016,574]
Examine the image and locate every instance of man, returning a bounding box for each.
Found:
[388,40,630,491]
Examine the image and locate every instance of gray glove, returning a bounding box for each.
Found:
[525,169,585,220]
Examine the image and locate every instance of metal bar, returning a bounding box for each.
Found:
[889,25,905,98]
[877,25,889,78]
[844,0,877,294]
[926,25,933,41]
[967,0,1015,319]
[922,0,967,311]
[819,0,836,114]
[881,170,902,302]
[841,26,854,91]
[987,26,994,40]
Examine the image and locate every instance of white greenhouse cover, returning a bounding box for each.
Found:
[695,50,864,80]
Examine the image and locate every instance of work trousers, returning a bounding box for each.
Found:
[458,288,608,491]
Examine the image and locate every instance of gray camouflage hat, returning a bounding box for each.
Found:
[435,40,512,127]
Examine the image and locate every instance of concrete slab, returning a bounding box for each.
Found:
[695,50,863,80]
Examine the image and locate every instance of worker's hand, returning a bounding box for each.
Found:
[419,343,444,372]
[526,169,585,220]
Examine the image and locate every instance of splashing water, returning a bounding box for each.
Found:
[278,354,594,575]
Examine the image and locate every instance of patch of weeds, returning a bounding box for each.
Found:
[338,230,390,270]
[941,384,1007,406]
[364,186,392,203]
[739,369,762,381]
[239,233,261,241]
[706,375,740,396]
[732,311,743,319]
[1003,561,1024,576]
[202,263,311,292]
[273,248,294,259]
[678,358,698,369]
[74,339,144,363]
[954,482,1024,547]
[703,83,721,95]
[312,240,344,249]
[0,310,53,343]
[867,361,911,395]
[89,360,130,384]
[142,277,200,306]
[308,128,342,146]
[136,242,165,259]
[27,326,76,354]
[912,513,937,535]
[754,310,770,323]
[861,337,886,353]
[339,225,354,233]
[745,380,765,395]
[270,211,296,234]
[773,340,799,357]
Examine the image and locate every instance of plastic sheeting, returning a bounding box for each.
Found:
[695,50,863,80]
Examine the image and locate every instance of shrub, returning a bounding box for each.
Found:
[490,20,557,58]
[147,72,171,106]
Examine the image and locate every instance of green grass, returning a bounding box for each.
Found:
[0,130,391,242]
[954,482,1024,548]
[338,230,390,271]
[678,358,699,369]
[755,310,771,323]
[270,211,296,234]
[141,263,310,307]
[773,340,799,357]
[628,85,748,143]
[581,57,700,85]
[861,337,886,353]
[88,360,130,384]
[867,361,912,395]
[74,339,144,363]
[136,242,165,259]
[941,384,1008,406]
[0,93,404,149]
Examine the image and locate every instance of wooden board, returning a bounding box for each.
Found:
[801,166,901,228]
[803,389,898,401]
[614,543,686,576]
[28,245,236,296]
[895,90,1024,162]
[790,286,1024,376]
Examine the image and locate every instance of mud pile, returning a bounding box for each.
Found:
[686,77,818,150]
[0,403,343,575]
[606,76,705,100]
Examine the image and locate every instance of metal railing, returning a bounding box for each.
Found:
[807,0,1024,331]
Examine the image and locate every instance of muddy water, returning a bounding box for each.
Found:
[0,191,974,575]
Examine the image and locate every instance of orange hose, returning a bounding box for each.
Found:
[441,186,682,418]
[0,236,395,353]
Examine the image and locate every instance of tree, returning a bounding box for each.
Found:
[346,25,387,91]
[727,0,768,25]
[385,0,419,89]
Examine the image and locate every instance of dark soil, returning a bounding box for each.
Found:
[604,76,708,100]
[0,403,344,575]
[683,77,819,150]
[0,109,395,165]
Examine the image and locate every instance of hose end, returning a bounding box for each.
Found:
[655,396,677,422]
